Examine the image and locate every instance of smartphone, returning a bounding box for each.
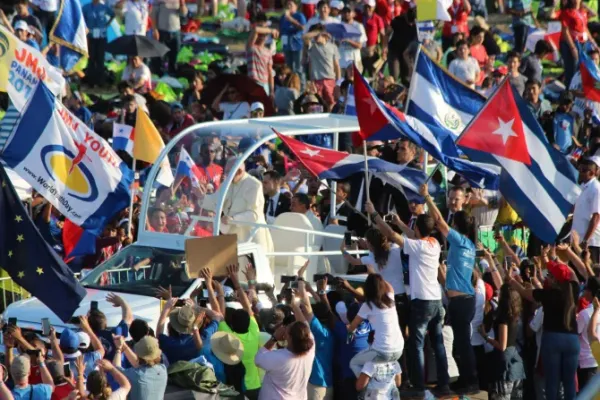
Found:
[475,249,486,257]
[280,275,296,284]
[344,232,352,246]
[25,349,41,357]
[41,318,51,336]
[174,299,187,307]
[8,318,17,326]
[384,214,393,223]
[63,363,71,378]
[202,289,209,298]
[199,299,208,308]
[90,301,99,311]
[313,274,326,282]
[69,316,80,325]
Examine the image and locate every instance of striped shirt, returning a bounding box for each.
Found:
[247,46,273,85]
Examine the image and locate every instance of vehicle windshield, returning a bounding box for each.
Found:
[79,245,193,298]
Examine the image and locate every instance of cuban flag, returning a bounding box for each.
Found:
[274,129,439,201]
[457,79,581,244]
[407,48,486,140]
[112,123,134,156]
[176,148,201,188]
[0,82,133,236]
[352,66,500,189]
[525,22,561,62]
[580,49,600,103]
[49,0,88,71]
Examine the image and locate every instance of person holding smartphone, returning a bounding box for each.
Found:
[9,353,54,400]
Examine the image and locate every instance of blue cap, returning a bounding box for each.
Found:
[59,328,80,349]
[238,137,257,152]
[171,102,184,111]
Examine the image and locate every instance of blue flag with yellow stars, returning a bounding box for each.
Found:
[0,164,86,322]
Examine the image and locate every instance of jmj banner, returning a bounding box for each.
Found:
[0,83,133,235]
[0,25,65,111]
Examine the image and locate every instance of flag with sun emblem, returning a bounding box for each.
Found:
[0,82,133,235]
[457,78,581,243]
[0,163,86,322]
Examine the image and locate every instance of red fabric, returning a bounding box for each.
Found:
[442,0,470,38]
[560,9,588,42]
[579,296,591,312]
[314,79,336,107]
[181,19,200,33]
[193,225,213,237]
[52,383,75,400]
[363,13,385,46]
[29,365,42,385]
[546,260,573,283]
[196,163,224,190]
[375,0,393,26]
[484,282,493,302]
[273,53,285,65]
[169,114,195,138]
[302,3,316,19]
[470,44,488,67]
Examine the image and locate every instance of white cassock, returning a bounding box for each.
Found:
[202,173,274,255]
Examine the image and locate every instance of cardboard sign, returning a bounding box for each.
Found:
[185,234,238,277]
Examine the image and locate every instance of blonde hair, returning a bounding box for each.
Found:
[286,73,301,92]
[86,370,112,400]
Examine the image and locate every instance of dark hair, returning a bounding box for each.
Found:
[255,12,268,22]
[506,51,521,62]
[117,81,133,92]
[497,284,522,323]
[293,193,311,210]
[452,210,476,242]
[230,309,251,334]
[312,302,331,324]
[317,0,329,9]
[365,228,391,269]
[455,39,468,49]
[337,181,351,196]
[534,40,553,56]
[589,48,600,57]
[263,170,282,182]
[149,207,166,219]
[88,309,107,333]
[469,25,484,38]
[122,94,136,104]
[526,79,542,89]
[287,321,314,355]
[340,79,352,93]
[130,319,150,343]
[364,274,393,309]
[559,280,576,331]
[415,214,435,237]
[397,137,417,151]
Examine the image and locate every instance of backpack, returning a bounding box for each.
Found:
[167,361,239,397]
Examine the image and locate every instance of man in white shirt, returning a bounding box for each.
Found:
[448,40,480,89]
[304,0,337,33]
[573,158,600,263]
[366,201,451,398]
[338,6,366,73]
[577,277,600,387]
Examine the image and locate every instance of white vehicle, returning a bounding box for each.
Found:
[2,114,368,336]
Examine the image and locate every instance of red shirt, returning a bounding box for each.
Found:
[52,382,75,400]
[375,0,393,26]
[363,13,385,47]
[560,9,588,42]
[196,163,223,191]
[442,0,470,37]
[470,44,488,67]
[29,365,42,385]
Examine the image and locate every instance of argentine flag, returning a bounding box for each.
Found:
[49,0,88,71]
[407,47,486,140]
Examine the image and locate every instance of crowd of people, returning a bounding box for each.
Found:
[4,0,600,398]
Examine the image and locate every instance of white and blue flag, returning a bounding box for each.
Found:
[0,83,132,235]
[49,0,88,71]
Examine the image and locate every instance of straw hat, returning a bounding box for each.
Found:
[134,336,162,362]
[210,332,244,365]
[474,15,490,31]
[168,305,196,335]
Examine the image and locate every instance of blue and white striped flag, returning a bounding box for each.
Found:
[345,85,356,116]
[49,0,88,71]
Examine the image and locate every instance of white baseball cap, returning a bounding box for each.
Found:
[14,20,29,32]
[364,0,376,7]
[330,0,344,9]
[250,102,264,112]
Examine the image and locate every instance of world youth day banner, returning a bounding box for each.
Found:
[0,25,65,111]
[0,83,133,235]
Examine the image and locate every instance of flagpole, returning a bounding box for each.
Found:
[127,158,136,237]
[404,44,428,175]
[362,141,371,225]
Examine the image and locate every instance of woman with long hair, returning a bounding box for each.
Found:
[346,274,404,378]
[275,72,301,115]
[421,183,479,394]
[85,360,131,399]
[509,246,580,400]
[478,284,526,400]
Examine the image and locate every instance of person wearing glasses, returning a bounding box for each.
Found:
[211,84,251,120]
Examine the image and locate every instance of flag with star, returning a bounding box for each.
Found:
[352,65,500,189]
[273,129,440,202]
[0,164,86,322]
[457,78,581,244]
[579,48,600,103]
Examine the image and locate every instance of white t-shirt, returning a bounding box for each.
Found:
[304,16,338,32]
[573,179,600,247]
[471,278,486,346]
[402,236,442,301]
[448,57,480,88]
[255,344,316,400]
[338,21,366,70]
[577,305,600,369]
[357,293,404,354]
[32,0,58,12]
[122,63,152,93]
[124,1,149,35]
[361,361,401,400]
[108,388,129,400]
[219,102,250,120]
[361,245,406,295]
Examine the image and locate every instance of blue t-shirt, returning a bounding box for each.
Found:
[158,333,200,364]
[445,228,476,295]
[333,319,371,379]
[82,3,114,36]
[74,106,94,129]
[25,39,40,51]
[308,317,334,387]
[279,12,307,52]
[553,112,575,153]
[12,384,52,400]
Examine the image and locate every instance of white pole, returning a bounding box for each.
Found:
[330,131,339,222]
[362,141,371,225]
[127,158,137,237]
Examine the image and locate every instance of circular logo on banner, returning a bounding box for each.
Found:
[444,111,461,131]
[0,31,10,58]
[40,144,99,202]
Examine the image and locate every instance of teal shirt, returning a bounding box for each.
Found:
[507,0,534,26]
[445,228,476,295]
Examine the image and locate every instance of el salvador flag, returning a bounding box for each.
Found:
[407,47,486,141]
[176,148,201,188]
[274,129,440,202]
[457,79,580,243]
[49,0,88,71]
[352,65,500,189]
[112,123,134,156]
